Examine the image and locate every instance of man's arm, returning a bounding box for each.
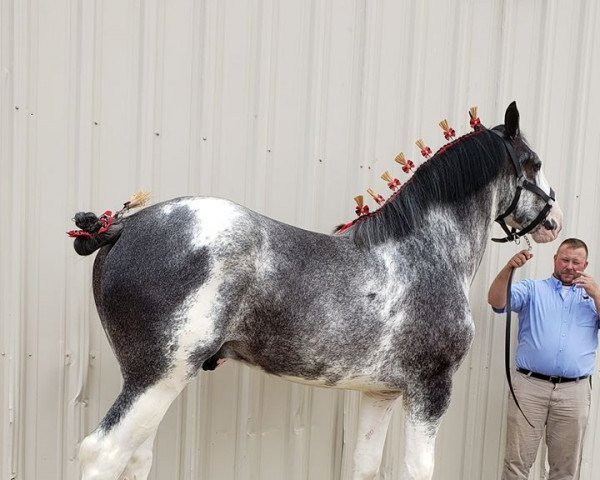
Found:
[487,250,533,310]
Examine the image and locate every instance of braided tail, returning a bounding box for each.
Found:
[67,191,150,256]
[69,212,123,256]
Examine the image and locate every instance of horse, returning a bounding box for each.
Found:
[72,102,562,480]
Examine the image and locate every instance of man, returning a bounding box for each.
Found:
[488,238,600,480]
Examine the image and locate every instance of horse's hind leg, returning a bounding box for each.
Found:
[79,378,187,480]
[120,431,157,480]
[352,391,400,480]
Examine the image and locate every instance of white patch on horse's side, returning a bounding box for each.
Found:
[173,265,227,376]
[163,197,242,249]
[376,244,406,317]
[404,419,436,480]
[254,232,276,278]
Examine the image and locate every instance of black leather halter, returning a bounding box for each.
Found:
[490,129,555,243]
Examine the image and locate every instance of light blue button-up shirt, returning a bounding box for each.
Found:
[494,275,599,377]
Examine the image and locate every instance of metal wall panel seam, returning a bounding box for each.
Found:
[207,2,225,199]
[312,0,332,233]
[128,0,144,190]
[494,0,515,110]
[70,5,96,477]
[530,2,568,227]
[568,0,596,236]
[195,0,217,198]
[125,0,143,190]
[263,0,280,219]
[186,0,204,196]
[392,1,416,172]
[179,1,205,478]
[298,0,321,231]
[344,0,367,218]
[360,1,383,207]
[23,0,41,474]
[405,1,428,148]
[152,0,166,198]
[530,1,552,149]
[136,0,158,192]
[89,0,103,205]
[0,0,15,476]
[58,3,84,479]
[244,0,269,216]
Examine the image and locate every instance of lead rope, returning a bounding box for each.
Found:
[505,235,534,428]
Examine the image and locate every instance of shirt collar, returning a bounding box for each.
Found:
[549,274,575,291]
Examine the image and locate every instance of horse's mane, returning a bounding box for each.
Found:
[346,127,508,248]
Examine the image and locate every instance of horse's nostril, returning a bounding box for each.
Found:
[543,219,556,231]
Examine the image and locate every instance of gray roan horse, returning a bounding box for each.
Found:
[72,103,562,480]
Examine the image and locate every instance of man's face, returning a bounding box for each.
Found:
[553,246,588,285]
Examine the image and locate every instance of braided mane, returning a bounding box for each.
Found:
[343,128,508,248]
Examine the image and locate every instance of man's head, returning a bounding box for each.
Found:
[553,238,589,285]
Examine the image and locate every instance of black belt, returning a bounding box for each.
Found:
[517,368,589,384]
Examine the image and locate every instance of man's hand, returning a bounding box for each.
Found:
[488,249,534,310]
[573,271,600,299]
[507,250,534,269]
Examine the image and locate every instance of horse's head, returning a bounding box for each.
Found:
[493,102,563,244]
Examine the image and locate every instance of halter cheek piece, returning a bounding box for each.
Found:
[490,129,555,243]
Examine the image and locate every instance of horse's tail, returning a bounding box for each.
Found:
[68,191,150,256]
[69,212,124,256]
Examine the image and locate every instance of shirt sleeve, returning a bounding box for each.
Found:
[491,279,532,314]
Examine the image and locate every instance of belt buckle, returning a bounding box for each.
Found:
[549,375,560,384]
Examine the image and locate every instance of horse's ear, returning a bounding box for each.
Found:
[504,101,520,139]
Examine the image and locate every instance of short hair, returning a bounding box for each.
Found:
[558,238,588,258]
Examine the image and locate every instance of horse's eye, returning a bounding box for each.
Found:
[523,155,541,170]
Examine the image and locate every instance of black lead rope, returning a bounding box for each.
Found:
[505,260,535,429]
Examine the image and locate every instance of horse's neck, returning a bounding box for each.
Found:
[394,185,498,283]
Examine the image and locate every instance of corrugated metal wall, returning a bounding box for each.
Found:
[2,1,600,479]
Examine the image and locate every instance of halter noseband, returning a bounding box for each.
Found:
[490,129,555,243]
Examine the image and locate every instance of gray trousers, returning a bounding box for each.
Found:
[502,371,592,480]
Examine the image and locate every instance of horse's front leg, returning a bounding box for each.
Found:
[403,415,439,480]
[402,373,452,480]
[353,391,400,480]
